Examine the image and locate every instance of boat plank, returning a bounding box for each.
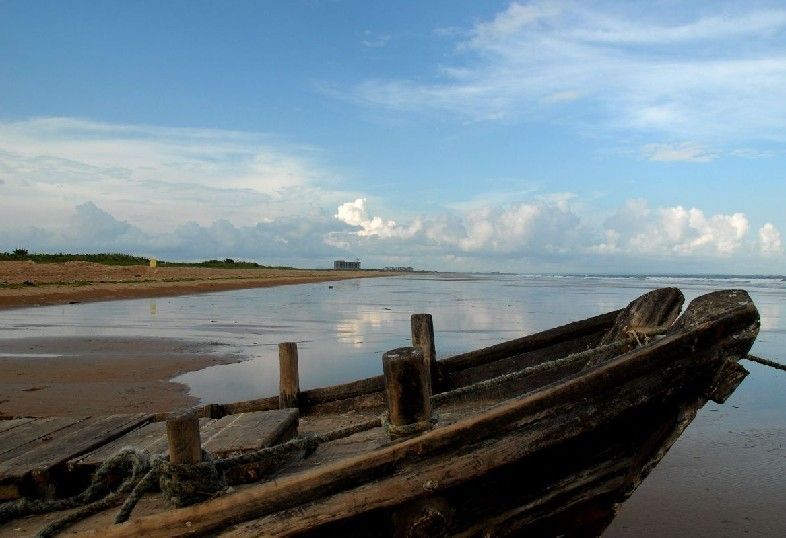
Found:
[202,409,299,457]
[74,410,298,472]
[71,418,214,469]
[0,416,86,459]
[0,414,149,480]
[0,418,36,435]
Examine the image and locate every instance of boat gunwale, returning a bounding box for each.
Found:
[178,309,622,421]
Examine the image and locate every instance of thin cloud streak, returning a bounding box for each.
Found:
[348,1,786,144]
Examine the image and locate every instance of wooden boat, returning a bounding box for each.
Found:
[0,287,760,536]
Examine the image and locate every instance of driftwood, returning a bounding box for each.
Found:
[95,289,759,537]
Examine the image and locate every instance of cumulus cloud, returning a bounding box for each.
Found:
[2,198,782,272]
[333,197,586,258]
[348,1,786,145]
[435,201,582,254]
[0,201,351,264]
[759,223,783,255]
[329,196,786,273]
[598,200,749,256]
[69,202,142,247]
[335,198,421,239]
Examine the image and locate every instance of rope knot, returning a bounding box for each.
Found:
[158,450,227,508]
[380,412,437,438]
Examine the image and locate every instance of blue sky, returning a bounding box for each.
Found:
[1,0,784,273]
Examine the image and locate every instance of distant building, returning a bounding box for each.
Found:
[383,266,414,272]
[334,260,361,270]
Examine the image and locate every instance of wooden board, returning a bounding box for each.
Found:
[0,414,149,480]
[71,418,213,469]
[72,409,299,472]
[202,409,298,457]
[0,418,36,434]
[0,414,149,500]
[0,416,87,460]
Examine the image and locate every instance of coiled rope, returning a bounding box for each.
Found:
[0,449,153,537]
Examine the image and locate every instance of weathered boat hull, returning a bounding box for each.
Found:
[93,289,759,537]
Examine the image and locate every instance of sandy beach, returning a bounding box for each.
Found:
[0,336,244,418]
[0,261,394,417]
[0,261,392,310]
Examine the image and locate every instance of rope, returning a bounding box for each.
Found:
[108,417,383,528]
[381,411,437,437]
[0,416,385,535]
[0,449,152,537]
[214,417,382,471]
[431,337,636,406]
[746,354,786,372]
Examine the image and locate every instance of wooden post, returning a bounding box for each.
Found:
[411,313,437,390]
[279,342,300,409]
[382,347,432,437]
[166,409,202,464]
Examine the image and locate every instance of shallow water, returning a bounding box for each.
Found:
[1,273,784,535]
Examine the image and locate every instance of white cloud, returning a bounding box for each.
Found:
[642,142,718,163]
[348,2,786,145]
[759,223,783,255]
[0,201,350,264]
[3,198,781,271]
[335,198,421,239]
[0,117,349,232]
[599,200,749,256]
[333,197,586,257]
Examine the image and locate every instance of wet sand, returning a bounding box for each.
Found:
[0,336,244,417]
[605,425,786,537]
[0,262,393,417]
[0,261,393,309]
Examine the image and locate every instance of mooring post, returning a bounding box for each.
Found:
[411,313,437,390]
[279,342,301,409]
[166,409,202,464]
[382,346,432,437]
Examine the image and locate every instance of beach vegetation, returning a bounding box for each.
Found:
[0,250,293,269]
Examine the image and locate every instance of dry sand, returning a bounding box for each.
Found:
[0,261,395,417]
[0,260,392,309]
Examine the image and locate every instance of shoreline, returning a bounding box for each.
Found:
[0,261,396,310]
[0,336,245,418]
[0,261,396,417]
